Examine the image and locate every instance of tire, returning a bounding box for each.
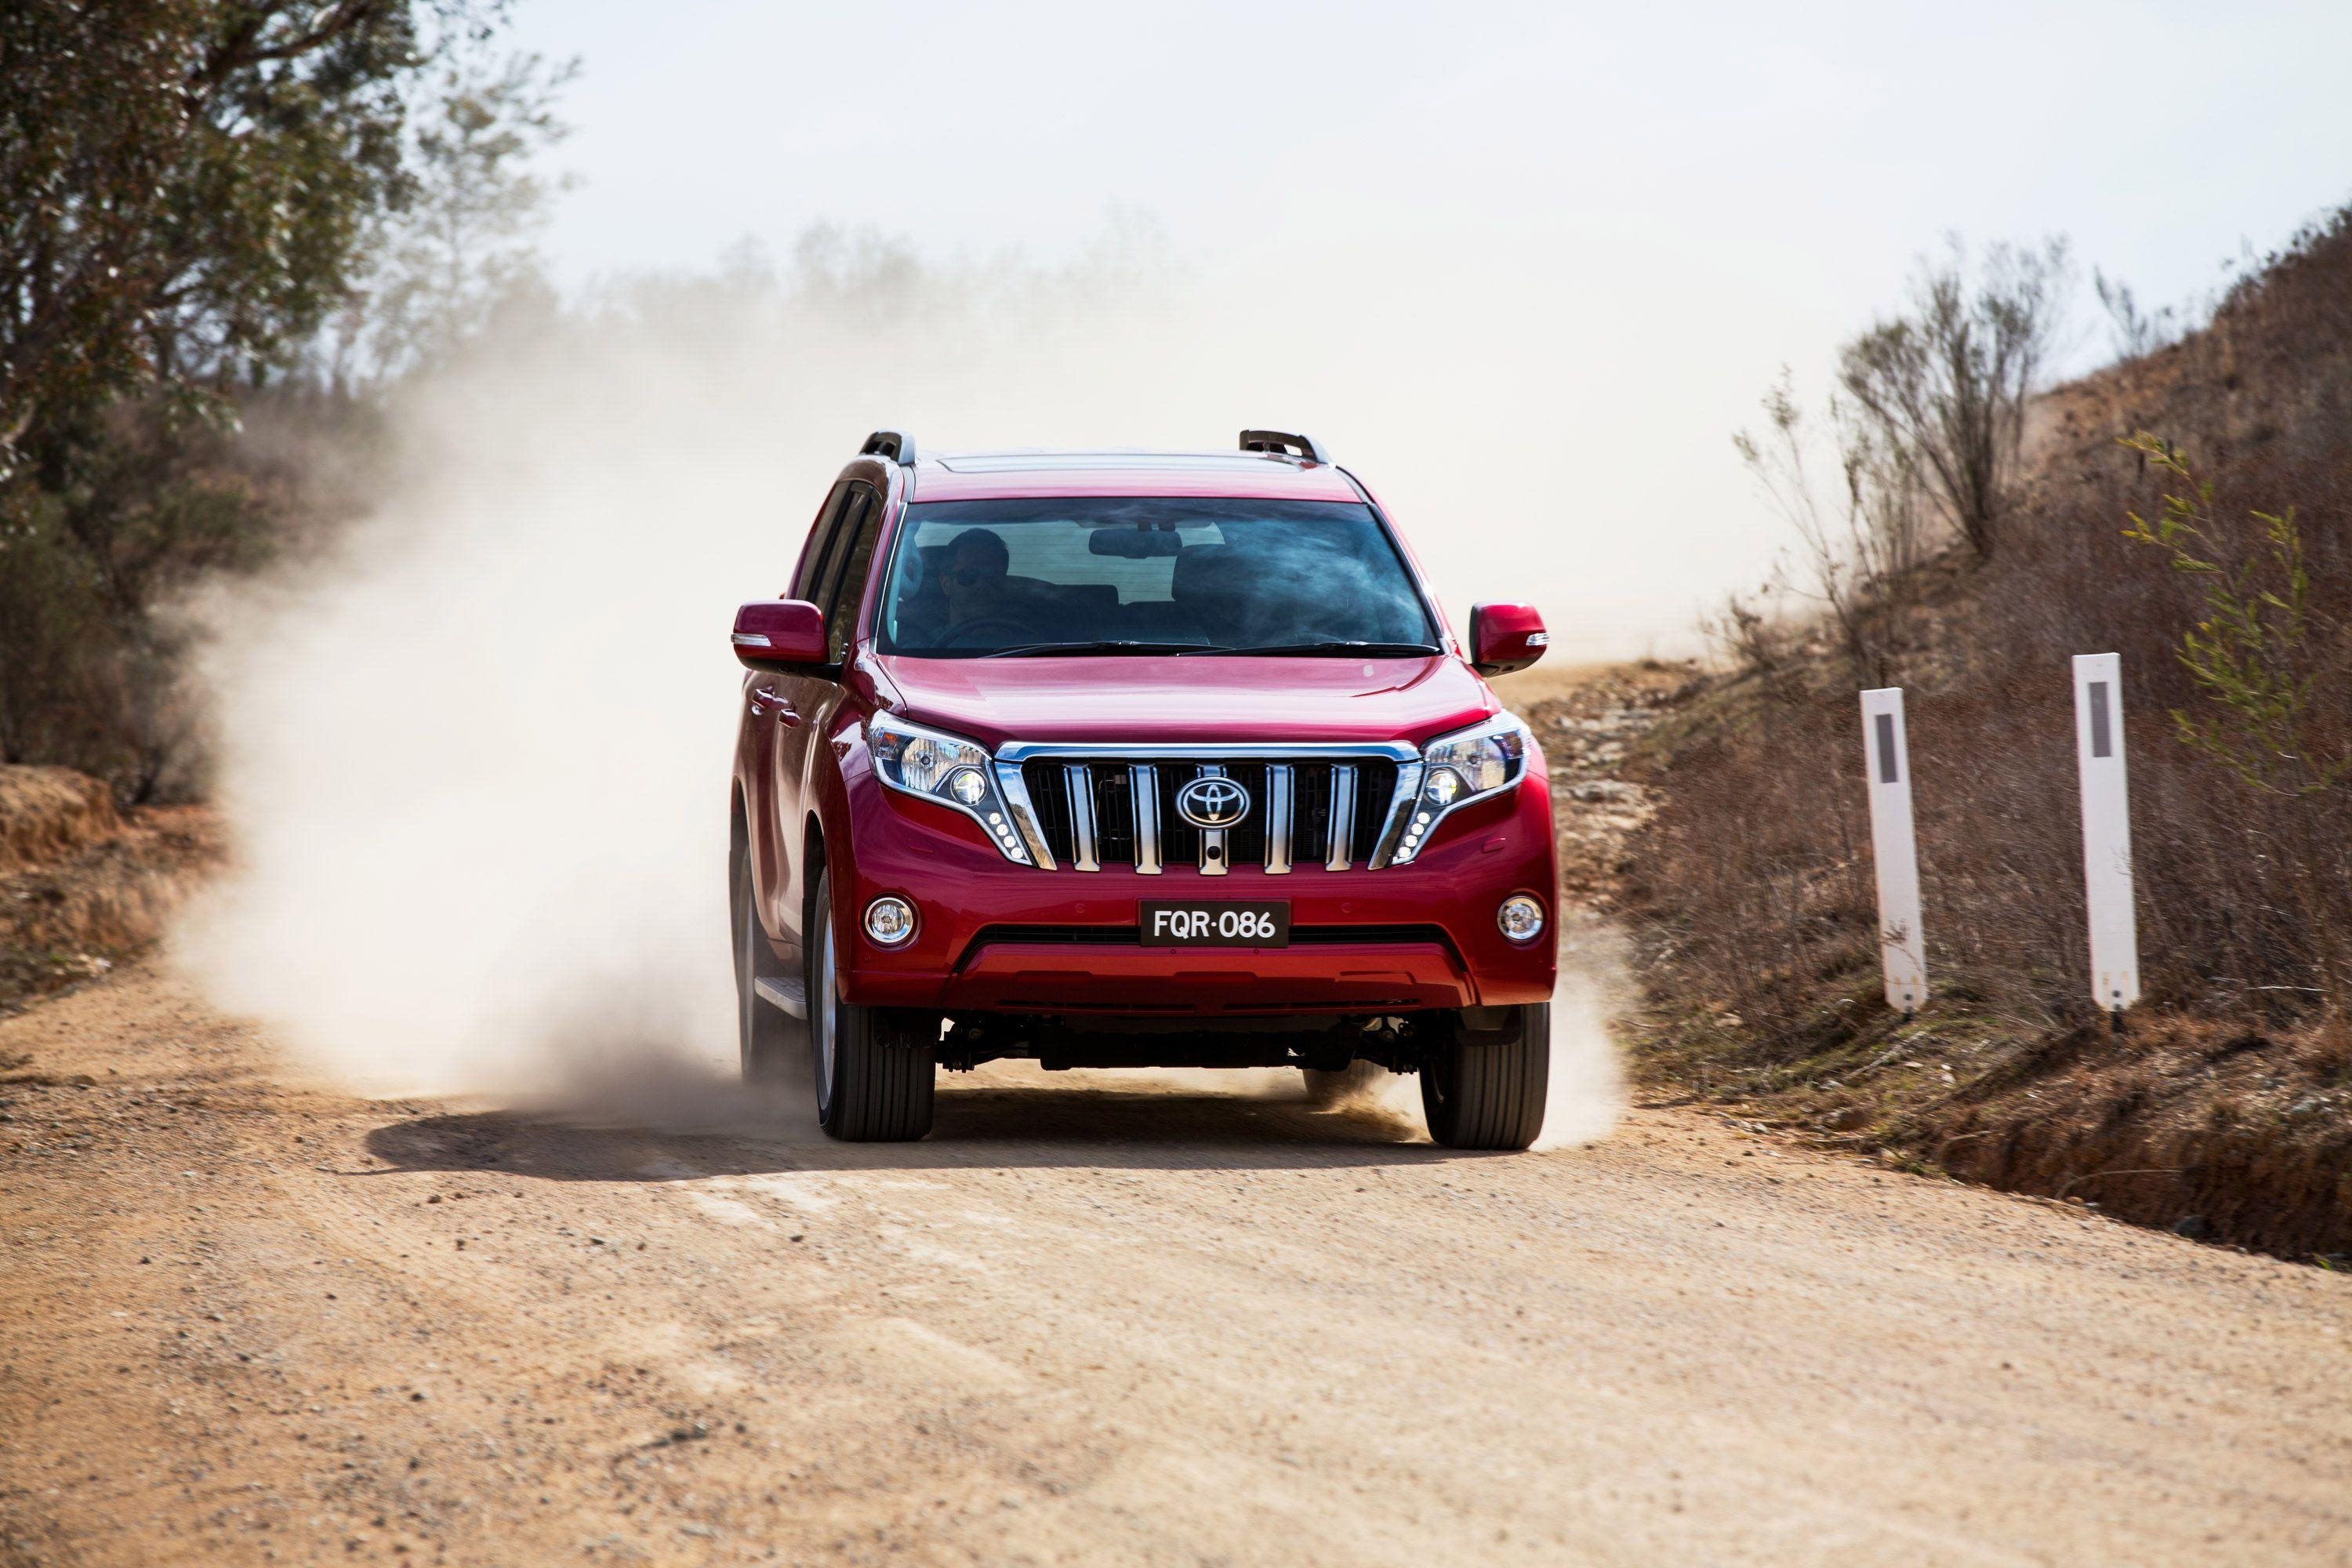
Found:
[809,869,935,1142]
[1420,1003,1549,1151]
[731,822,804,1083]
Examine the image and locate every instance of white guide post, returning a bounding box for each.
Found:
[2072,653,2140,1016]
[1859,688,1927,1014]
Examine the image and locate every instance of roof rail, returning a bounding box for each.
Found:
[860,430,916,465]
[1239,429,1330,465]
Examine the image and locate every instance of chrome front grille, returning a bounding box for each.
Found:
[1007,745,1415,873]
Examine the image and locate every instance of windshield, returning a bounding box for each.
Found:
[875,497,1437,657]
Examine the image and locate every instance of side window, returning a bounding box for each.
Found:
[791,485,852,602]
[819,486,884,661]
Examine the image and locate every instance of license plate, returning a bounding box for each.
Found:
[1139,900,1291,949]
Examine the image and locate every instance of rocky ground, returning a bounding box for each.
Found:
[1501,659,1696,915]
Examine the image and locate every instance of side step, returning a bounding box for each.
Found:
[753,975,808,1019]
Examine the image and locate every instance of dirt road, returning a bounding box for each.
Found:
[4,959,2347,1566]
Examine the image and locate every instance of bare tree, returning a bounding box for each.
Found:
[2093,267,2190,362]
[1838,237,2070,560]
[1700,585,1790,680]
[1733,371,1933,685]
[2095,267,2159,360]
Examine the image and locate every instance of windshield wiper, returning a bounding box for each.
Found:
[1184,640,1443,657]
[978,640,1236,659]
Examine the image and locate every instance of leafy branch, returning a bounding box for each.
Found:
[2121,433,2348,795]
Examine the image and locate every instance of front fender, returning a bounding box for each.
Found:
[802,701,885,959]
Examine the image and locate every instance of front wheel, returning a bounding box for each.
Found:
[809,869,935,1142]
[1420,1004,1549,1150]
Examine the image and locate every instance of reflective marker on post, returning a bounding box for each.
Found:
[1859,688,1927,1014]
[2072,653,2140,1015]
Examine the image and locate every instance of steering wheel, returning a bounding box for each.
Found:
[934,616,1033,649]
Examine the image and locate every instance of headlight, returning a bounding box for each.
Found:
[1390,712,1532,866]
[868,712,1033,865]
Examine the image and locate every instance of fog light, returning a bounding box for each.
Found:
[946,767,989,806]
[864,896,917,946]
[1497,895,1545,944]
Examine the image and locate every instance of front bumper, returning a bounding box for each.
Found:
[821,750,1558,1016]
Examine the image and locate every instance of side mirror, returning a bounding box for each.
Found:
[732,600,830,673]
[1468,601,1548,677]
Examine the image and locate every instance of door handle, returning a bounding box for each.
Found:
[750,689,800,727]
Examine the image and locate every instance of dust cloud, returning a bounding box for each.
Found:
[176,230,1622,1146]
[1256,929,1625,1150]
[1531,928,1629,1149]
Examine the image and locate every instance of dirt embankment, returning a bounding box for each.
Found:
[0,769,120,875]
[0,765,220,1020]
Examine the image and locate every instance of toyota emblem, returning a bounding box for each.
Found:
[1174,775,1251,829]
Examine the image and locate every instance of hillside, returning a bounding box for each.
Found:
[1621,207,2352,1261]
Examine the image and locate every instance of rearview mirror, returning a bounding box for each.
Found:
[1468,601,1548,677]
[1087,527,1183,558]
[732,600,829,673]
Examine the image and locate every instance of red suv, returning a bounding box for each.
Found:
[729,430,1556,1146]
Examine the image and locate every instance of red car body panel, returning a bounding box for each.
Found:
[874,653,1497,753]
[731,450,1558,1018]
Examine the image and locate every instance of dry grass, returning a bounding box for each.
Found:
[1625,205,2352,1262]
[0,767,119,875]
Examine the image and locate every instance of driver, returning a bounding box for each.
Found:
[938,528,1017,627]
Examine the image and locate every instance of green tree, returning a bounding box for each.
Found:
[0,2,528,789]
[2122,434,2350,796]
[0,2,460,480]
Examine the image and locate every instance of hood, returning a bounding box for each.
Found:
[868,653,1497,752]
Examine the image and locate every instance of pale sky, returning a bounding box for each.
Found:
[505,0,2352,655]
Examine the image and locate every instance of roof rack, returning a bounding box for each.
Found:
[860,430,916,465]
[1239,429,1330,465]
